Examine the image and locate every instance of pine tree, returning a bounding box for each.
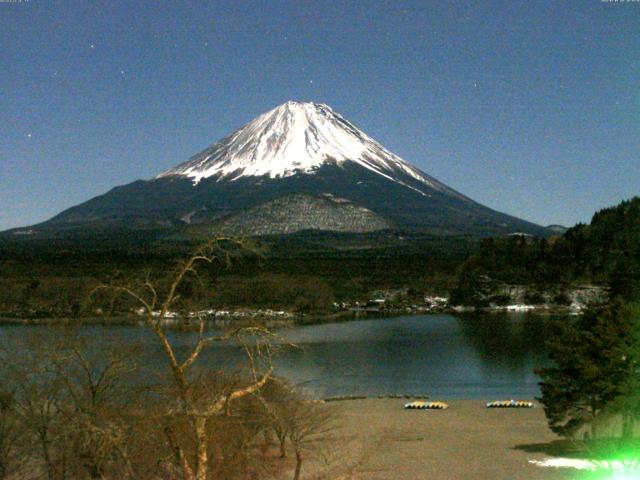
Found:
[612,302,640,439]
[536,303,633,439]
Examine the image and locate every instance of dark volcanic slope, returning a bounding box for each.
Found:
[40,162,546,237]
[9,101,548,238]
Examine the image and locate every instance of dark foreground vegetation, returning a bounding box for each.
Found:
[0,329,339,480]
[0,240,342,480]
[529,295,640,478]
[529,199,640,469]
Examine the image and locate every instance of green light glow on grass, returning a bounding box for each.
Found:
[610,473,640,480]
[546,441,640,480]
[586,449,640,480]
[592,469,640,480]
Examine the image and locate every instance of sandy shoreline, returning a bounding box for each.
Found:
[319,399,574,480]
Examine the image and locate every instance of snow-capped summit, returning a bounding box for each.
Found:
[157,101,457,198]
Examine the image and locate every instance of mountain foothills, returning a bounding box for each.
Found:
[0,196,637,318]
[7,101,547,239]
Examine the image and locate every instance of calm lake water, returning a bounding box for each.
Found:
[0,313,557,399]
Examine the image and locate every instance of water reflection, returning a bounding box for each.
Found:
[270,314,554,398]
[0,314,557,399]
[455,313,552,370]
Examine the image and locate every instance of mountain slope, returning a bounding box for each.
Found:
[210,193,392,236]
[156,101,464,200]
[11,101,548,238]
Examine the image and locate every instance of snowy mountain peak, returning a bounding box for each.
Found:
[157,101,455,196]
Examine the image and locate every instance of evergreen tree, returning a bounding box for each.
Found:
[536,302,633,439]
[612,302,640,439]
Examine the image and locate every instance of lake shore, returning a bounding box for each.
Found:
[316,398,573,480]
[0,303,578,328]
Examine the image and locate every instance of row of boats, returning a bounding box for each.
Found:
[404,399,534,410]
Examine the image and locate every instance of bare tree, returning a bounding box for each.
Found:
[255,378,300,459]
[0,391,23,480]
[53,335,138,479]
[94,237,275,480]
[286,400,335,480]
[0,330,139,480]
[8,335,69,480]
[255,378,336,480]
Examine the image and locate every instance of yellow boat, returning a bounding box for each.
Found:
[404,401,449,410]
[486,400,534,408]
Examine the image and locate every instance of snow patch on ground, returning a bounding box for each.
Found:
[180,210,197,224]
[529,457,640,474]
[529,457,597,470]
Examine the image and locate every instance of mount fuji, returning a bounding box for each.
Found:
[15,101,547,238]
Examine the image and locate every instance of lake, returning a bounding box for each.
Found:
[0,313,557,399]
[274,313,554,399]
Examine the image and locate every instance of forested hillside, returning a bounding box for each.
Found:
[450,197,640,305]
[2,198,637,318]
[0,232,470,317]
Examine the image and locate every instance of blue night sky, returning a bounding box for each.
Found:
[1,0,638,231]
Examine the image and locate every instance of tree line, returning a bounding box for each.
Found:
[450,197,640,306]
[0,235,466,318]
[533,198,640,456]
